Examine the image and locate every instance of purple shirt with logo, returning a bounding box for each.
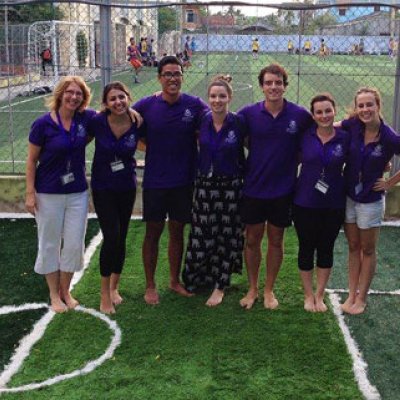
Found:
[294,125,350,209]
[238,100,313,199]
[88,113,143,191]
[343,117,400,203]
[29,109,96,194]
[197,112,246,177]
[133,93,208,189]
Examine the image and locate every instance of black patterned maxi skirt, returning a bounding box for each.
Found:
[182,175,244,292]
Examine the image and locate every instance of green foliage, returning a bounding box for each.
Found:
[307,11,338,34]
[158,7,177,35]
[3,4,64,23]
[76,30,89,68]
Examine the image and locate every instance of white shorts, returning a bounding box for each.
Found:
[345,196,385,230]
[34,191,89,275]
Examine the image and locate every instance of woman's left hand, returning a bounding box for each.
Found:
[373,177,387,192]
[129,109,143,127]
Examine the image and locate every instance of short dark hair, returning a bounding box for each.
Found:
[310,92,335,114]
[258,63,289,87]
[158,55,183,75]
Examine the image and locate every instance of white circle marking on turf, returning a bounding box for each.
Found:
[0,304,121,393]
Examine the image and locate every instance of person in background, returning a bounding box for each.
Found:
[127,37,142,84]
[303,39,312,54]
[287,39,294,55]
[40,46,53,76]
[133,56,208,305]
[238,64,313,310]
[25,76,95,313]
[252,38,260,59]
[293,93,350,312]
[339,87,400,314]
[190,37,196,54]
[88,82,143,314]
[182,75,246,307]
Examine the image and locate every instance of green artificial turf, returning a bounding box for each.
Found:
[3,223,363,400]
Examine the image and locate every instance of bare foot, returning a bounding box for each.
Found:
[50,297,68,313]
[62,293,79,309]
[240,290,258,310]
[206,289,224,307]
[304,296,315,312]
[264,291,279,310]
[100,302,116,315]
[315,297,328,312]
[110,290,123,305]
[169,283,194,297]
[341,297,355,314]
[144,288,159,305]
[347,301,366,315]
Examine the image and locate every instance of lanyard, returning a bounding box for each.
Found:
[56,111,77,172]
[317,134,334,179]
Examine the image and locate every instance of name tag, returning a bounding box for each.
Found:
[110,160,124,172]
[355,182,363,195]
[315,179,329,194]
[61,172,75,185]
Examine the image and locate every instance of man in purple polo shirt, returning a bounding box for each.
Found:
[238,63,313,310]
[133,56,208,304]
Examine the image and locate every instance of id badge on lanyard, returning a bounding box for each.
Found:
[314,143,331,195]
[57,112,77,186]
[110,158,125,172]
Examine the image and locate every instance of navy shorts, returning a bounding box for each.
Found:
[143,185,193,223]
[240,194,293,227]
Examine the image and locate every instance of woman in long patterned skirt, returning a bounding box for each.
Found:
[182,75,246,306]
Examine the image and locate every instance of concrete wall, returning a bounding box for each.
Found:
[1,175,399,219]
[0,176,143,215]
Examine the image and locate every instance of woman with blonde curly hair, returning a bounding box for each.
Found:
[25,76,95,313]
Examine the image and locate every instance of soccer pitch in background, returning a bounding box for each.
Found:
[0,52,396,174]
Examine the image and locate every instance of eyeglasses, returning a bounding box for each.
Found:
[65,90,83,97]
[160,72,183,79]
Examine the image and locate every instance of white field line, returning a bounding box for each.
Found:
[0,305,121,393]
[329,293,381,400]
[327,288,400,296]
[0,213,141,220]
[0,229,103,390]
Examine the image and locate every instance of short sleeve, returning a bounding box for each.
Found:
[28,117,46,147]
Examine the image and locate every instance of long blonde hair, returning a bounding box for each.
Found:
[46,76,91,112]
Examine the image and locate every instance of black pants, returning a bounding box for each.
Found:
[92,189,136,277]
[293,205,344,271]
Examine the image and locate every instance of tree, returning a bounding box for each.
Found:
[308,12,337,34]
[2,4,64,23]
[158,7,178,35]
[76,30,88,68]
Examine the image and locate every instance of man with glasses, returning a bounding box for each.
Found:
[238,63,313,310]
[133,56,208,305]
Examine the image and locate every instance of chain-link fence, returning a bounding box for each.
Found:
[1,1,400,173]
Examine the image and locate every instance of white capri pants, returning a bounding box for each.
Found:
[34,190,89,275]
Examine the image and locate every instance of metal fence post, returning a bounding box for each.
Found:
[100,0,112,88]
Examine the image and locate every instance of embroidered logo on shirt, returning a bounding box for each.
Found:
[225,131,237,144]
[126,134,136,148]
[332,144,343,157]
[286,120,298,135]
[76,124,86,137]
[371,144,383,157]
[182,109,194,122]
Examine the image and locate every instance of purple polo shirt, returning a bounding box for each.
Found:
[197,112,246,177]
[238,100,313,199]
[133,93,208,189]
[294,125,350,209]
[29,109,96,194]
[88,113,143,191]
[343,117,400,203]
